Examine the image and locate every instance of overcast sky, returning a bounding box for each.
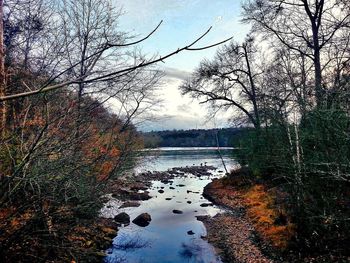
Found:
[115,0,250,131]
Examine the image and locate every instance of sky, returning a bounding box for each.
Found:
[115,0,250,131]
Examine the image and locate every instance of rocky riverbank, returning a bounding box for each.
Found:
[199,168,350,263]
[37,165,219,262]
[198,167,301,263]
[198,176,279,263]
[100,165,293,263]
[199,169,279,262]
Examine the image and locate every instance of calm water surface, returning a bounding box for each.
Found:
[102,147,238,263]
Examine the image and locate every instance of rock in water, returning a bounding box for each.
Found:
[132,213,151,227]
[114,212,130,224]
[172,209,183,214]
[119,201,140,209]
[200,203,213,207]
[158,189,164,193]
[187,230,195,235]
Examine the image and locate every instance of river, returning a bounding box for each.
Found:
[101,147,238,263]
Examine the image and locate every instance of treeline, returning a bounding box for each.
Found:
[142,128,245,148]
[182,0,350,259]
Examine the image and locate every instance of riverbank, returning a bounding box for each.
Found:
[0,204,119,262]
[199,169,289,263]
[200,168,350,263]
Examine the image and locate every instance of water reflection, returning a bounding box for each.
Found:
[135,147,237,173]
[104,147,237,263]
[179,240,221,263]
[112,233,151,251]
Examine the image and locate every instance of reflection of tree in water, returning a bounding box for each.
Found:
[179,241,206,263]
[179,240,221,263]
[104,254,127,263]
[113,233,152,251]
[104,234,152,263]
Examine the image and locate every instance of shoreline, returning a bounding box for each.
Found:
[199,168,350,263]
[199,176,278,263]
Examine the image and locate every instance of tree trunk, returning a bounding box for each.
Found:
[313,46,323,105]
[304,0,324,106]
[0,0,6,135]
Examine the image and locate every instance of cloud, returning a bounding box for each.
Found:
[176,103,191,113]
[162,66,191,81]
[117,0,190,27]
[141,114,206,131]
[139,113,231,131]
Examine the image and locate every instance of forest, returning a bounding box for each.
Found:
[0,0,349,262]
[142,128,245,148]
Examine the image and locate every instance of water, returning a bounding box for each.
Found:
[102,147,238,263]
[135,147,237,173]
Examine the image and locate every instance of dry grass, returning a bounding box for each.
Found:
[204,175,295,250]
[243,185,295,249]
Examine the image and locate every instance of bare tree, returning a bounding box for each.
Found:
[58,0,124,134]
[181,38,262,130]
[242,0,350,105]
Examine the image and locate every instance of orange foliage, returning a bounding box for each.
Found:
[0,207,35,243]
[98,161,114,181]
[24,115,46,127]
[80,125,123,181]
[242,185,295,249]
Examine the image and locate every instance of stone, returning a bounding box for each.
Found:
[161,179,171,184]
[187,230,195,235]
[158,189,164,194]
[200,203,213,207]
[172,209,183,214]
[114,212,130,224]
[112,190,151,201]
[187,201,192,204]
[119,201,140,209]
[132,213,151,227]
